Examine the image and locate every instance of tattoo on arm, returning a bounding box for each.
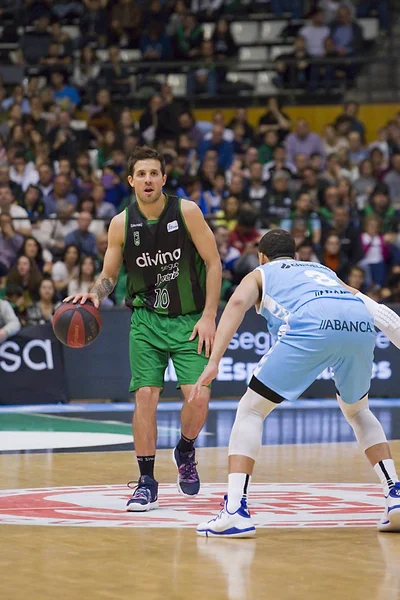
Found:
[90,276,116,301]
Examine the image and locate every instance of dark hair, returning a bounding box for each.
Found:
[6,255,43,295]
[78,255,95,285]
[5,283,23,298]
[19,236,43,264]
[127,146,166,176]
[63,243,81,264]
[258,229,296,260]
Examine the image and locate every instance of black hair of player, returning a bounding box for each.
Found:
[258,229,296,261]
[127,146,166,177]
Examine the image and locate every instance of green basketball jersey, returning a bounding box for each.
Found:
[122,195,206,316]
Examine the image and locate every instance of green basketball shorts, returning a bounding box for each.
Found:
[129,308,209,392]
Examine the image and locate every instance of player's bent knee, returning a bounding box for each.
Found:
[337,394,387,452]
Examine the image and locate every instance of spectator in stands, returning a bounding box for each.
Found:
[34,200,77,259]
[139,93,163,145]
[101,165,127,209]
[44,174,78,216]
[383,153,400,210]
[68,254,112,306]
[0,165,23,205]
[257,130,279,165]
[296,239,319,262]
[27,96,48,137]
[262,145,294,182]
[213,195,241,231]
[40,41,71,67]
[19,236,52,275]
[177,175,208,215]
[20,184,46,223]
[318,233,349,278]
[48,111,80,162]
[212,17,237,59]
[110,0,142,47]
[257,97,291,143]
[156,84,189,142]
[91,183,116,222]
[318,0,355,24]
[285,120,325,166]
[0,297,21,342]
[80,0,109,48]
[260,170,294,228]
[338,101,366,139]
[26,278,60,325]
[76,197,105,238]
[330,205,363,265]
[18,14,52,65]
[140,23,171,61]
[50,18,74,58]
[100,46,131,95]
[2,85,30,115]
[52,243,81,294]
[370,147,388,181]
[353,158,377,208]
[273,35,310,89]
[37,163,54,203]
[347,131,368,167]
[50,71,81,113]
[347,265,366,291]
[94,232,108,273]
[0,185,31,236]
[198,124,234,171]
[360,215,390,287]
[228,174,247,202]
[300,9,330,57]
[190,0,224,20]
[9,150,39,192]
[282,192,321,245]
[0,213,24,271]
[228,108,254,144]
[229,208,261,279]
[322,123,348,156]
[204,172,228,212]
[6,255,42,309]
[319,185,340,229]
[0,104,23,141]
[298,166,324,205]
[72,46,101,100]
[330,7,364,74]
[363,184,399,233]
[64,211,97,257]
[386,120,400,156]
[188,40,218,97]
[174,14,203,60]
[246,162,267,211]
[213,224,239,303]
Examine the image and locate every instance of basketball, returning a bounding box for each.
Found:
[53,301,102,348]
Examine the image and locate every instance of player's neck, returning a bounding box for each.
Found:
[137,193,167,221]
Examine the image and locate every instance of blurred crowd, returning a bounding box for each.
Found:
[2,78,400,341]
[0,0,397,342]
[0,0,390,101]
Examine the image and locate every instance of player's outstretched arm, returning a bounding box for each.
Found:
[189,270,261,400]
[64,212,125,308]
[341,280,400,349]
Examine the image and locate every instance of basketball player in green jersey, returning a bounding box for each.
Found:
[65,146,222,510]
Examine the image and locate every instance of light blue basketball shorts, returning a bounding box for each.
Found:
[250,298,376,405]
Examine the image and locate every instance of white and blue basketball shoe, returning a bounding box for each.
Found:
[197,495,256,538]
[126,475,159,512]
[377,482,400,532]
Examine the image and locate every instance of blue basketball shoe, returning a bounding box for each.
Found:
[173,447,200,496]
[377,482,400,532]
[126,475,159,512]
[197,495,256,538]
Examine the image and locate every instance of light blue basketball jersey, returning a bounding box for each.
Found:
[256,259,359,341]
[253,258,375,404]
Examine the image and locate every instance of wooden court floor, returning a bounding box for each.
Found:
[1,441,400,600]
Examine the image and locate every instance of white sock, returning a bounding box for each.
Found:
[374,459,399,496]
[227,473,251,513]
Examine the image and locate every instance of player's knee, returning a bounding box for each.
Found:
[189,386,210,410]
[236,388,277,420]
[337,394,368,421]
[135,387,159,412]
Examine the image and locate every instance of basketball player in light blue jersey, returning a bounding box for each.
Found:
[190,229,400,537]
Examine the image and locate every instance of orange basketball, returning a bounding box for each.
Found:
[53,301,102,348]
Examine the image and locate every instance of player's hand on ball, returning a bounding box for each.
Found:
[189,315,216,357]
[63,292,100,309]
[189,361,218,402]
